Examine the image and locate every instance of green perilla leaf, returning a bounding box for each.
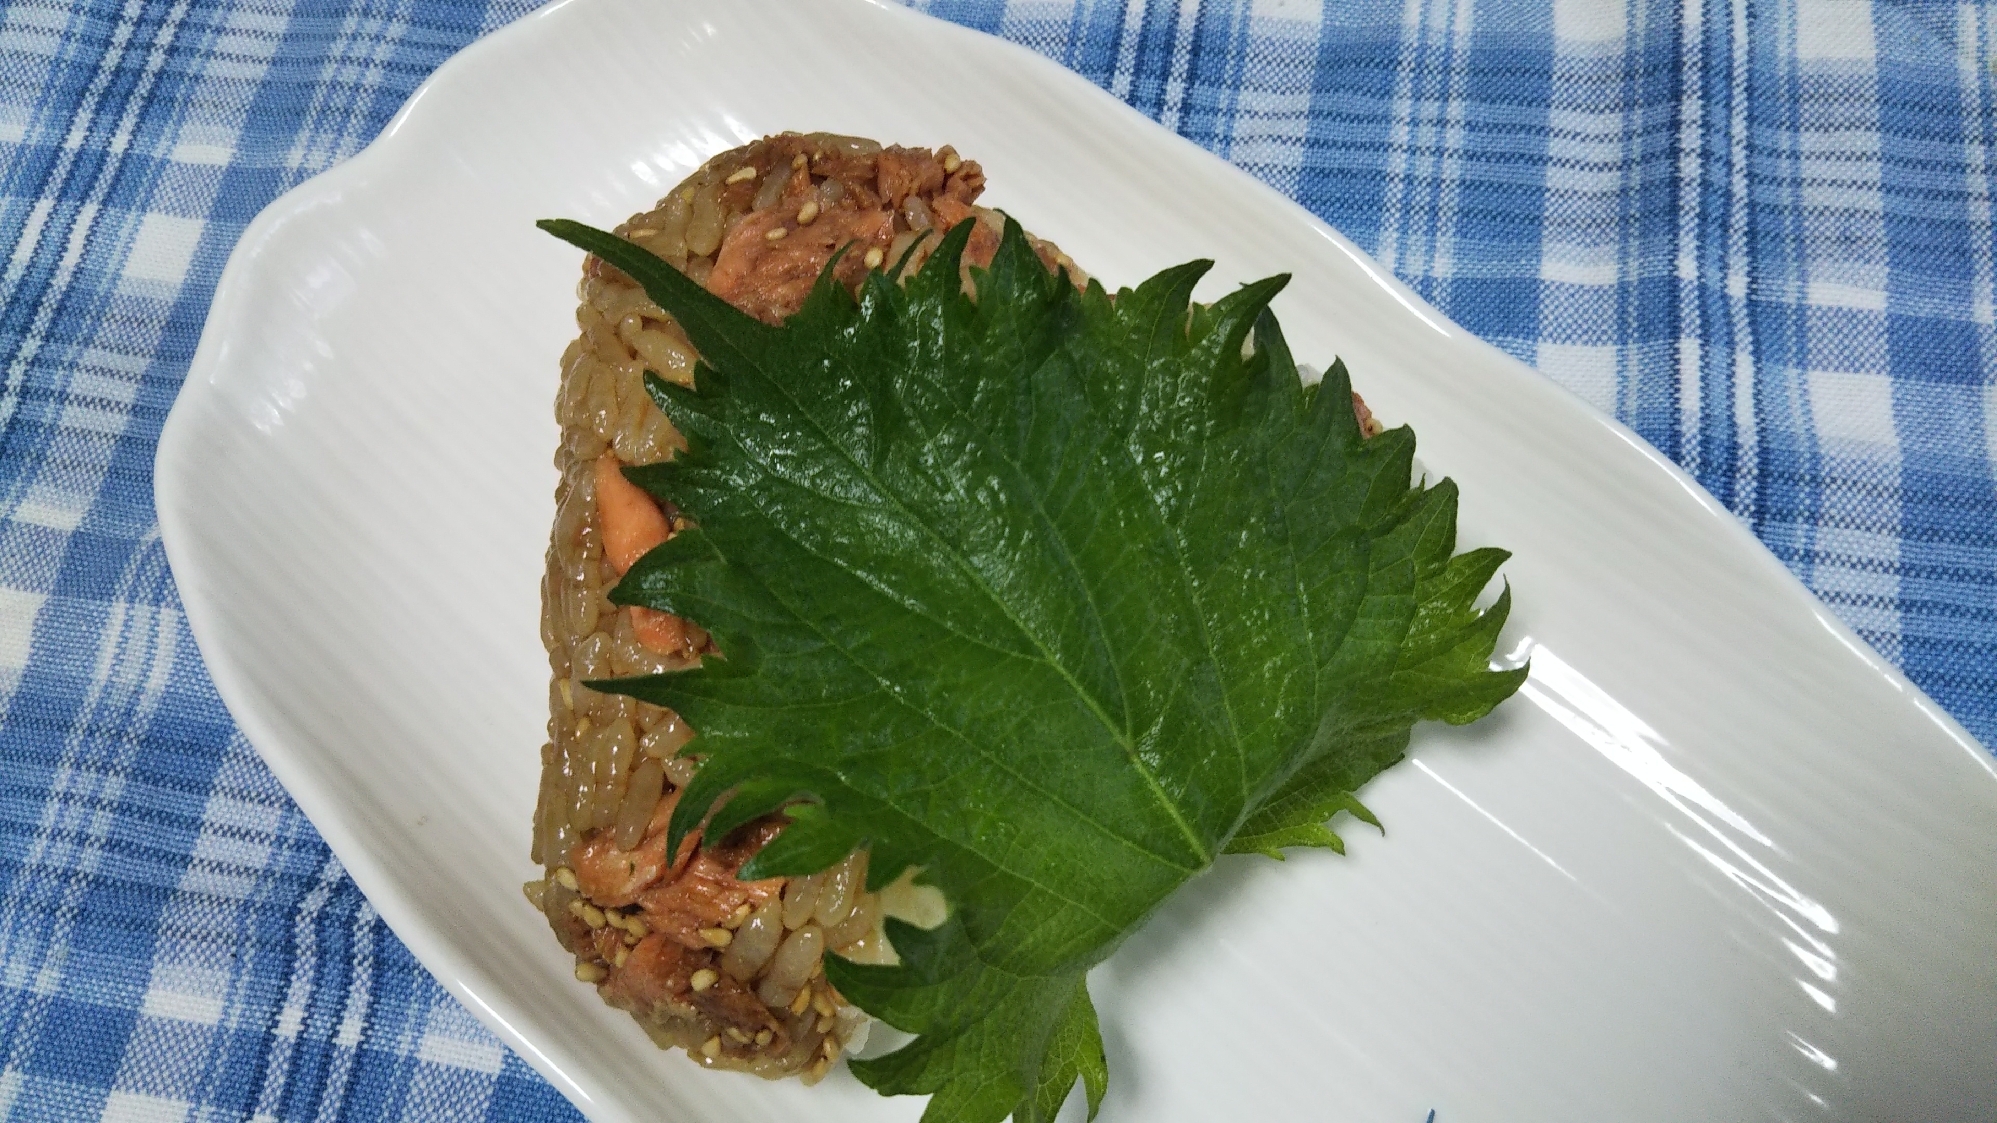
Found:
[537,214,1525,1122]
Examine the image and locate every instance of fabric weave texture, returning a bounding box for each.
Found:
[0,0,1990,1119]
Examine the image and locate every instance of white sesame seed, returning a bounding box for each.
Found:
[701,1035,723,1058]
[690,968,718,993]
[796,200,819,226]
[724,166,757,185]
[764,226,788,242]
[575,962,607,983]
[863,247,884,270]
[698,927,733,947]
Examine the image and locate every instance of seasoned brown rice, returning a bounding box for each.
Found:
[527,133,1043,1080]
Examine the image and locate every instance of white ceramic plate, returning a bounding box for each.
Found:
[157,1,1997,1119]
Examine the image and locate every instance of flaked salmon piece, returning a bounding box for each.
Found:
[575,787,788,954]
[1352,391,1383,438]
[594,451,674,574]
[570,788,691,907]
[707,205,896,325]
[929,197,1001,269]
[689,969,787,1044]
[590,924,626,965]
[701,141,1021,326]
[591,452,695,655]
[638,819,788,950]
[601,934,697,1012]
[874,145,947,207]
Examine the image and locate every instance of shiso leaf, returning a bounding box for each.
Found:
[1222,732,1397,859]
[1031,983,1108,1122]
[536,215,1526,1122]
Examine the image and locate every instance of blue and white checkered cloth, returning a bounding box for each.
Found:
[1,0,1990,1118]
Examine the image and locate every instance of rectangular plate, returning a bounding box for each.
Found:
[156,0,1997,1119]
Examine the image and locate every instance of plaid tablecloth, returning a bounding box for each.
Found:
[1,0,1990,1119]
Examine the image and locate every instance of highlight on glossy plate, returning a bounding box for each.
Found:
[525,130,1520,1119]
